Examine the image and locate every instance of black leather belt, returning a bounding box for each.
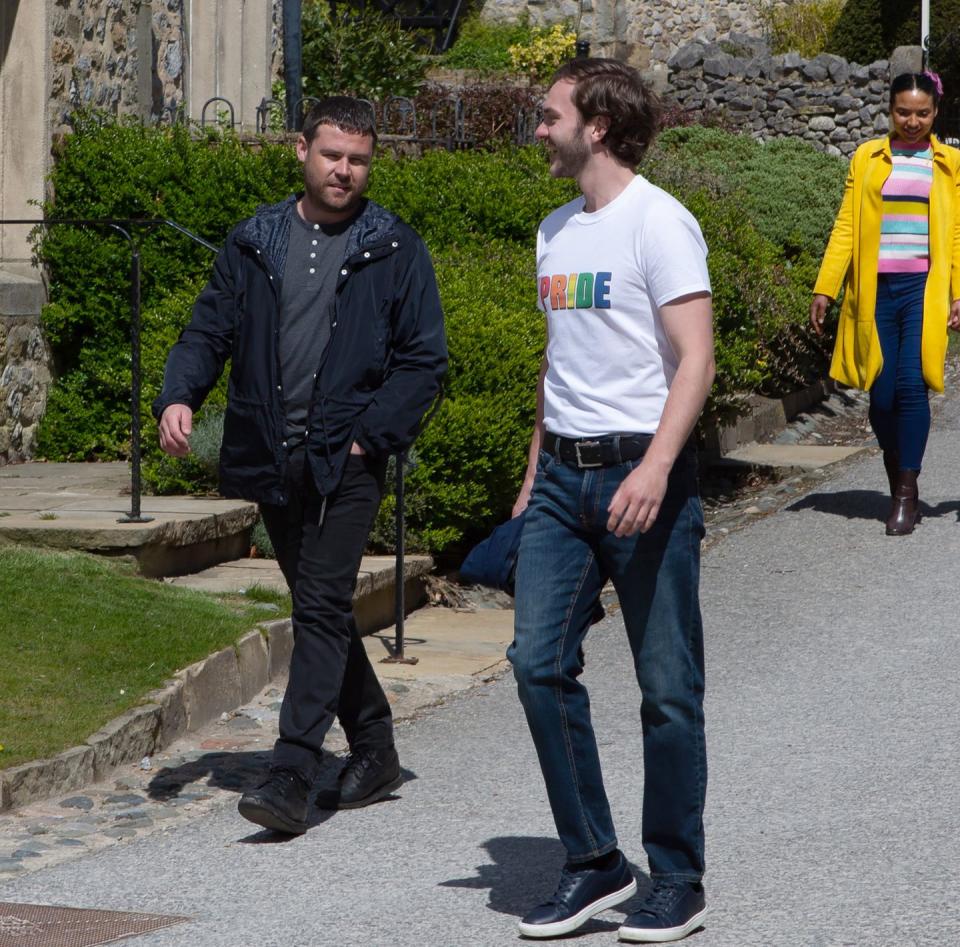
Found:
[542,431,654,468]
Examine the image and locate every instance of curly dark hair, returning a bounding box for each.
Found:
[302,96,378,144]
[549,58,661,166]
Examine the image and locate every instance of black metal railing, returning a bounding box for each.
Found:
[0,217,218,524]
[70,94,542,149]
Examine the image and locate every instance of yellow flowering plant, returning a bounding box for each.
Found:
[508,23,577,83]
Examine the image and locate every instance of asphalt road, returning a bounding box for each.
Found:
[3,396,960,946]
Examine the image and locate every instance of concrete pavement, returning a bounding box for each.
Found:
[2,394,960,944]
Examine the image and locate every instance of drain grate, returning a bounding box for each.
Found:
[0,903,188,947]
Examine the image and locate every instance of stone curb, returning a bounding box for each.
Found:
[0,619,293,813]
[701,378,836,456]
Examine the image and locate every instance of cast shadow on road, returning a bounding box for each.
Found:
[145,750,416,844]
[786,489,960,524]
[440,836,676,938]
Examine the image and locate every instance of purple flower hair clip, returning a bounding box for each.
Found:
[923,69,944,97]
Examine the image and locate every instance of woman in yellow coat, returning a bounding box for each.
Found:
[811,71,960,535]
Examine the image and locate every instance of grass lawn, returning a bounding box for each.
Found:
[0,544,289,770]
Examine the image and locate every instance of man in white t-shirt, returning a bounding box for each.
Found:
[508,58,716,943]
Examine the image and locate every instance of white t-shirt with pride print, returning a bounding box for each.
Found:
[537,173,711,438]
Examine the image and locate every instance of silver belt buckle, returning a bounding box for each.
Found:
[574,440,603,468]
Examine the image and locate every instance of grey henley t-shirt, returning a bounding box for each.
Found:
[278,205,353,447]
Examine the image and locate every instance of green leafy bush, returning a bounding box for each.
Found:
[826,0,960,126]
[645,126,846,260]
[368,145,576,244]
[384,240,543,552]
[36,120,842,555]
[35,117,301,463]
[301,0,428,99]
[508,22,578,82]
[438,13,537,74]
[756,0,846,57]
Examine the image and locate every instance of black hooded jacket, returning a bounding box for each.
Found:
[153,195,447,504]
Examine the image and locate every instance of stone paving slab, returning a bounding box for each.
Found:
[720,443,866,472]
[0,606,516,880]
[0,462,258,576]
[0,462,130,494]
[364,609,515,679]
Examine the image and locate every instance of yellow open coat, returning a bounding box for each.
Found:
[813,134,960,393]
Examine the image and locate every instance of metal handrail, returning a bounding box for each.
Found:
[0,217,219,523]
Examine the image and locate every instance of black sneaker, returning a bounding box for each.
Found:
[316,746,402,810]
[237,767,310,834]
[518,851,637,938]
[618,880,706,943]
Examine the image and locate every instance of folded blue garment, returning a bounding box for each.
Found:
[459,511,526,595]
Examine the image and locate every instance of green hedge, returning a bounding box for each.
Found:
[646,126,845,260]
[35,120,845,555]
[36,117,301,461]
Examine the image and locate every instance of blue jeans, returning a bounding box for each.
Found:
[869,272,930,471]
[509,444,707,882]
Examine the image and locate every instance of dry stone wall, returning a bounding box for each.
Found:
[667,39,893,157]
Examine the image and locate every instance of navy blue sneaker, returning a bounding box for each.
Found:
[618,880,706,943]
[518,851,637,938]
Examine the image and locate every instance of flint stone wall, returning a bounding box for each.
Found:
[0,278,51,466]
[50,0,167,133]
[49,0,285,132]
[480,0,782,73]
[668,38,893,157]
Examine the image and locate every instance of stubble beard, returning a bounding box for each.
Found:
[549,125,590,179]
[304,170,365,217]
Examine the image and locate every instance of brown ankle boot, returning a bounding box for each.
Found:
[885,469,920,535]
[882,451,899,497]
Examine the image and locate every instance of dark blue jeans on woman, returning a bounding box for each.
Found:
[869,272,931,471]
[509,443,707,882]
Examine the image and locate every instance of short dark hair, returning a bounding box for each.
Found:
[549,58,661,166]
[302,96,378,144]
[889,72,942,108]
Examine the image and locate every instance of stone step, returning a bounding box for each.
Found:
[0,461,258,577]
[168,554,435,635]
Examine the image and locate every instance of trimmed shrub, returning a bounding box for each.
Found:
[368,146,577,245]
[826,0,905,64]
[394,82,543,148]
[301,0,428,100]
[645,126,846,261]
[35,118,301,462]
[438,13,537,74]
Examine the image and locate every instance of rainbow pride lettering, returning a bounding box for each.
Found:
[539,271,612,311]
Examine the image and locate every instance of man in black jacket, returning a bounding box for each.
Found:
[154,97,447,834]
